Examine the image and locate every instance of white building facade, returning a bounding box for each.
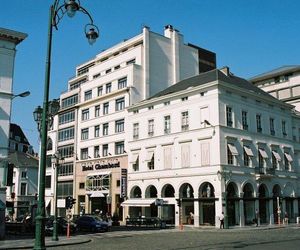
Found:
[46,25,216,219]
[0,27,27,239]
[126,67,300,228]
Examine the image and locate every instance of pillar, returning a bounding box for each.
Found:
[175,202,180,227]
[293,199,298,222]
[239,193,245,227]
[194,200,199,227]
[215,191,222,228]
[255,197,260,226]
[269,199,274,225]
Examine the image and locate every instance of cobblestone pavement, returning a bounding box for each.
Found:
[56,225,300,250]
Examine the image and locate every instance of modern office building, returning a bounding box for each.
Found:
[46,25,216,219]
[126,67,300,227]
[250,65,300,112]
[0,27,27,239]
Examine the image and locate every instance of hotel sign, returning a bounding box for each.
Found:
[121,169,127,198]
[81,159,120,171]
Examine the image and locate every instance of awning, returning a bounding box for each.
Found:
[130,154,139,164]
[243,146,254,156]
[228,144,238,155]
[284,153,293,162]
[259,148,268,159]
[90,191,107,198]
[145,151,154,162]
[87,171,111,177]
[121,198,156,207]
[272,151,281,161]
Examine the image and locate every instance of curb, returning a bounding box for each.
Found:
[0,237,91,250]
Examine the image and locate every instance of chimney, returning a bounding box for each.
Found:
[164,24,174,38]
[220,66,230,76]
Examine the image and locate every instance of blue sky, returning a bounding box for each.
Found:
[1,0,300,151]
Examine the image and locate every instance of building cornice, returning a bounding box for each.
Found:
[0,27,27,45]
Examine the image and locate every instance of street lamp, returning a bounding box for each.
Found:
[11,91,31,99]
[51,152,64,241]
[217,170,232,229]
[32,1,98,249]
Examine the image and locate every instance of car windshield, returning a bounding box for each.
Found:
[92,216,103,221]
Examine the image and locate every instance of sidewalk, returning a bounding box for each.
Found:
[0,235,91,250]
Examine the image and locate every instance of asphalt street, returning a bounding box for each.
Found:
[56,226,300,250]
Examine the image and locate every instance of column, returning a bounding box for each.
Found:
[293,198,298,222]
[194,200,199,227]
[269,199,274,225]
[215,191,222,228]
[255,197,260,226]
[175,202,180,227]
[239,193,245,227]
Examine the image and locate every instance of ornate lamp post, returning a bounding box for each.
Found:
[32,1,98,249]
[217,170,232,229]
[51,152,64,241]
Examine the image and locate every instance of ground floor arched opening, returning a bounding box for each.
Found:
[227,182,239,226]
[258,184,269,224]
[199,182,216,225]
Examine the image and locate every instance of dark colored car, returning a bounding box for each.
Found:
[45,216,77,234]
[76,215,109,232]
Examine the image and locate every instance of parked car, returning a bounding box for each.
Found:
[76,215,110,232]
[45,216,77,235]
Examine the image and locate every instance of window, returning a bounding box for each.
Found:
[133,123,139,139]
[242,111,248,130]
[114,65,120,70]
[79,182,85,189]
[70,78,86,90]
[272,151,277,169]
[256,114,262,133]
[93,73,100,79]
[243,148,250,167]
[148,154,154,170]
[115,119,124,133]
[45,176,51,189]
[118,77,127,89]
[81,128,89,140]
[284,152,293,170]
[84,90,92,101]
[116,97,125,111]
[102,144,108,157]
[97,86,103,96]
[282,120,287,137]
[148,119,154,136]
[126,59,136,65]
[103,102,109,115]
[94,146,100,158]
[164,115,171,134]
[57,181,73,199]
[59,110,75,125]
[105,83,111,93]
[20,183,27,195]
[148,106,154,110]
[94,125,100,137]
[115,141,124,155]
[258,148,268,169]
[226,106,233,127]
[81,148,88,160]
[227,144,238,165]
[181,143,190,168]
[181,96,188,101]
[95,105,100,117]
[103,123,109,136]
[270,118,275,135]
[164,101,170,106]
[57,163,73,176]
[133,110,139,114]
[106,69,111,74]
[61,94,78,109]
[21,171,27,179]
[181,111,189,131]
[58,127,74,142]
[227,145,233,165]
[82,109,89,121]
[132,156,139,171]
[116,180,120,187]
[57,145,74,158]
